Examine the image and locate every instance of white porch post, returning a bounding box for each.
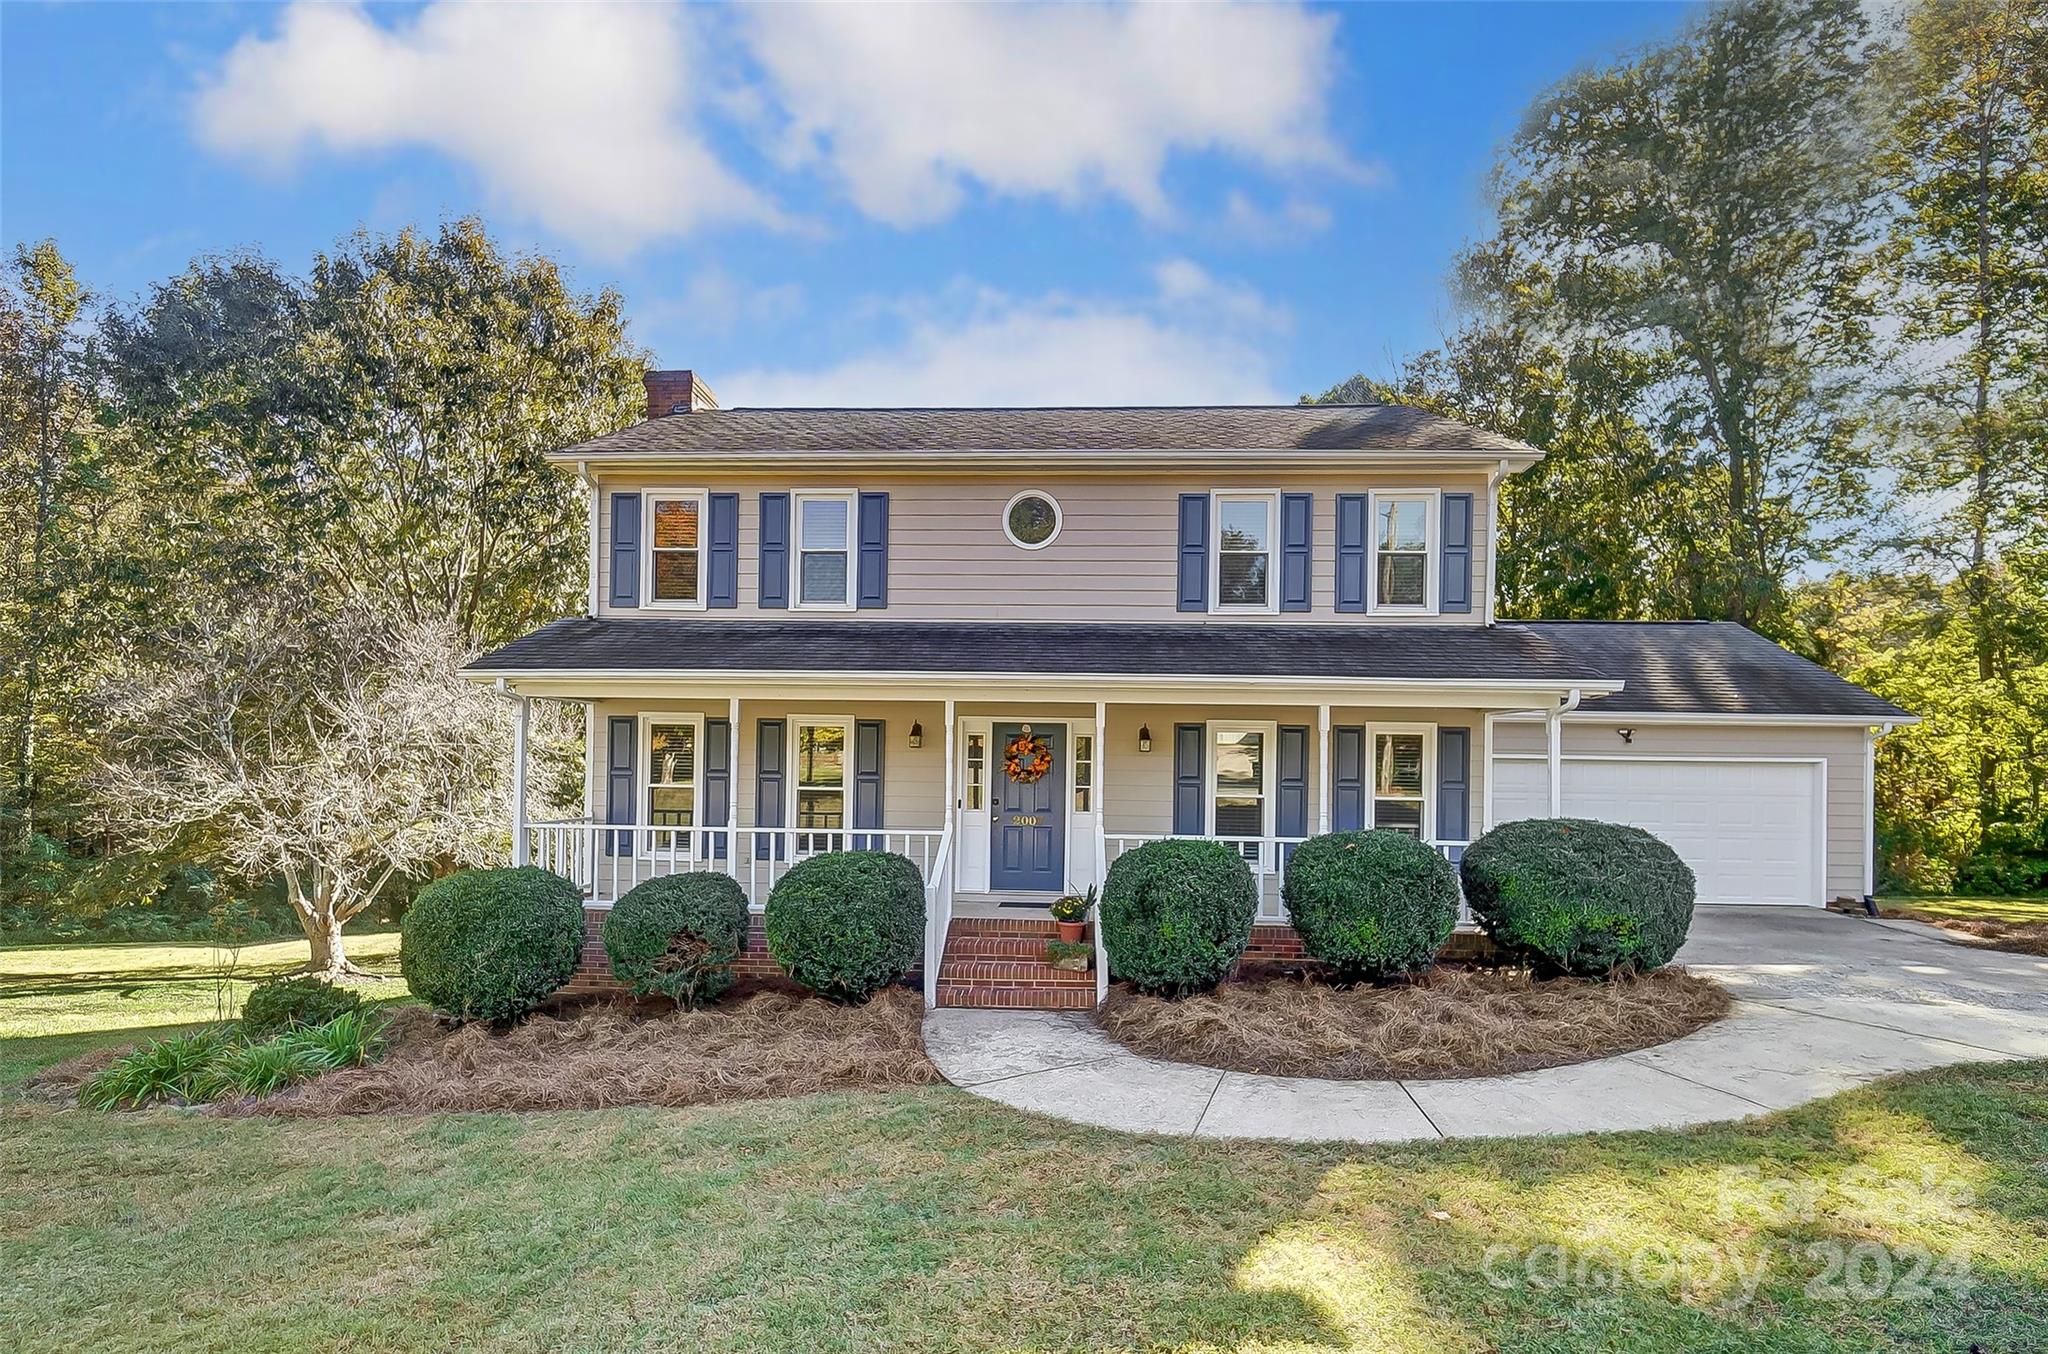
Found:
[511,692,530,866]
[943,698,957,835]
[1546,706,1563,816]
[1093,699,1110,1005]
[728,694,741,865]
[1316,703,1332,834]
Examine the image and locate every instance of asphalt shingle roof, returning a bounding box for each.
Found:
[469,618,1909,719]
[555,404,1537,459]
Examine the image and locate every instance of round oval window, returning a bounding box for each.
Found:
[1004,492,1061,549]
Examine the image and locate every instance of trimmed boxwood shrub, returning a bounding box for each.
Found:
[603,873,749,1009]
[1100,839,1257,997]
[400,866,584,1022]
[1459,817,1697,977]
[241,975,363,1040]
[763,850,924,1003]
[1282,830,1460,982]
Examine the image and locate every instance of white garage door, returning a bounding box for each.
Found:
[1490,757,1824,906]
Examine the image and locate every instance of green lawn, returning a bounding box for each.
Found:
[3,938,2044,1352]
[1879,894,2048,925]
[0,931,405,1087]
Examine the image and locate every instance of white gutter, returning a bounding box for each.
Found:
[459,666,1623,695]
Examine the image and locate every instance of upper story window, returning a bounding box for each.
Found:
[1370,491,1436,613]
[1211,492,1278,613]
[646,491,706,608]
[1004,491,1062,549]
[794,490,855,610]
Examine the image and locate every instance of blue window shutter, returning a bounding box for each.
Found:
[856,492,889,608]
[1176,494,1209,612]
[1280,494,1313,612]
[604,715,636,855]
[1437,727,1471,844]
[608,493,641,609]
[1335,493,1367,613]
[707,493,739,608]
[1441,492,1474,614]
[1332,726,1364,831]
[1277,727,1309,855]
[1172,724,1206,835]
[758,493,790,609]
[755,719,786,860]
[703,718,731,859]
[854,720,885,847]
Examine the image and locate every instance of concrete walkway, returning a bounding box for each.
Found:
[922,907,2048,1142]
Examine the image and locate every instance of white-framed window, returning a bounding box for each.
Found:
[1003,490,1063,549]
[1209,722,1275,860]
[964,730,986,811]
[1368,490,1438,613]
[793,490,856,610]
[1367,723,1435,839]
[644,491,708,608]
[1073,732,1094,813]
[642,713,704,852]
[790,716,853,852]
[1210,491,1280,613]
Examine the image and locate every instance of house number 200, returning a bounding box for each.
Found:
[1009,815,1042,826]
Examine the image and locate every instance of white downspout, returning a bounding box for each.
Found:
[1485,458,1508,626]
[1547,687,1581,817]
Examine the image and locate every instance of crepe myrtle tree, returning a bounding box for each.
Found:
[96,594,515,978]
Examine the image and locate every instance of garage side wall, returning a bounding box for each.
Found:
[1490,719,1869,903]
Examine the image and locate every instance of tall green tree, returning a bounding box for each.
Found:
[102,217,648,648]
[1875,0,2048,851]
[1480,0,1883,632]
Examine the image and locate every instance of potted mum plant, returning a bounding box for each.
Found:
[1049,884,1096,943]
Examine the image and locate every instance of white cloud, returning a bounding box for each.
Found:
[192,1,778,254]
[721,267,1288,407]
[670,267,807,337]
[1222,190,1336,242]
[740,2,1347,226]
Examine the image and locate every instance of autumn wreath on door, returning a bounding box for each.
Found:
[1003,726,1054,784]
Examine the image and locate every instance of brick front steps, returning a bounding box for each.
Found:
[935,917,1097,1010]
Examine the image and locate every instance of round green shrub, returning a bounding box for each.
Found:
[241,975,363,1040]
[399,866,584,1022]
[603,872,750,1008]
[763,850,924,1003]
[1282,830,1460,982]
[1100,839,1257,997]
[1459,817,1697,977]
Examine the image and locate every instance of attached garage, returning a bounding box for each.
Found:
[1490,755,1826,906]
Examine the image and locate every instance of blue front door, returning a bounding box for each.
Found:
[989,723,1065,892]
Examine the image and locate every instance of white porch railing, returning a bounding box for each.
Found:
[922,818,956,1008]
[526,820,952,909]
[1102,834,1474,926]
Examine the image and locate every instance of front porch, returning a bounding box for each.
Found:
[500,680,1595,1008]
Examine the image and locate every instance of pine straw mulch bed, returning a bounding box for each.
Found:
[24,986,940,1117]
[1097,966,1731,1081]
[1879,911,2048,957]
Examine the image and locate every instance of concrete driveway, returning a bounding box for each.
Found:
[921,907,2048,1143]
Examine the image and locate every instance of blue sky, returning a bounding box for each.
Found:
[2,2,1698,406]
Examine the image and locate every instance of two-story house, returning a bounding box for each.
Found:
[467,370,1912,1009]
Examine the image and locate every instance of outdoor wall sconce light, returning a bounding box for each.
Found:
[1616,727,1634,744]
[908,721,924,748]
[1138,724,1153,753]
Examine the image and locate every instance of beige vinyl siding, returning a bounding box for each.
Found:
[593,471,1493,624]
[1490,719,1868,900]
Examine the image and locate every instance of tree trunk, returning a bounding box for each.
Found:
[295,898,379,980]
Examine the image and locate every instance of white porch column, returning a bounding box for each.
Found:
[1094,700,1110,882]
[728,694,741,860]
[511,692,530,866]
[1316,704,1332,834]
[1546,706,1563,816]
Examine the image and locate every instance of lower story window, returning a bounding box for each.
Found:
[1212,726,1268,861]
[647,718,699,850]
[1371,730,1426,837]
[792,719,849,852]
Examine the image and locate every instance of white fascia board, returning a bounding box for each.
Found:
[1492,710,1919,728]
[549,447,1543,474]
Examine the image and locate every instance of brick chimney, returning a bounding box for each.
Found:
[643,369,720,419]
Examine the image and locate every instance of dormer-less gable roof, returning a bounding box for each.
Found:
[549,404,1542,469]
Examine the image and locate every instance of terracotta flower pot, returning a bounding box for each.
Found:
[1055,919,1085,944]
